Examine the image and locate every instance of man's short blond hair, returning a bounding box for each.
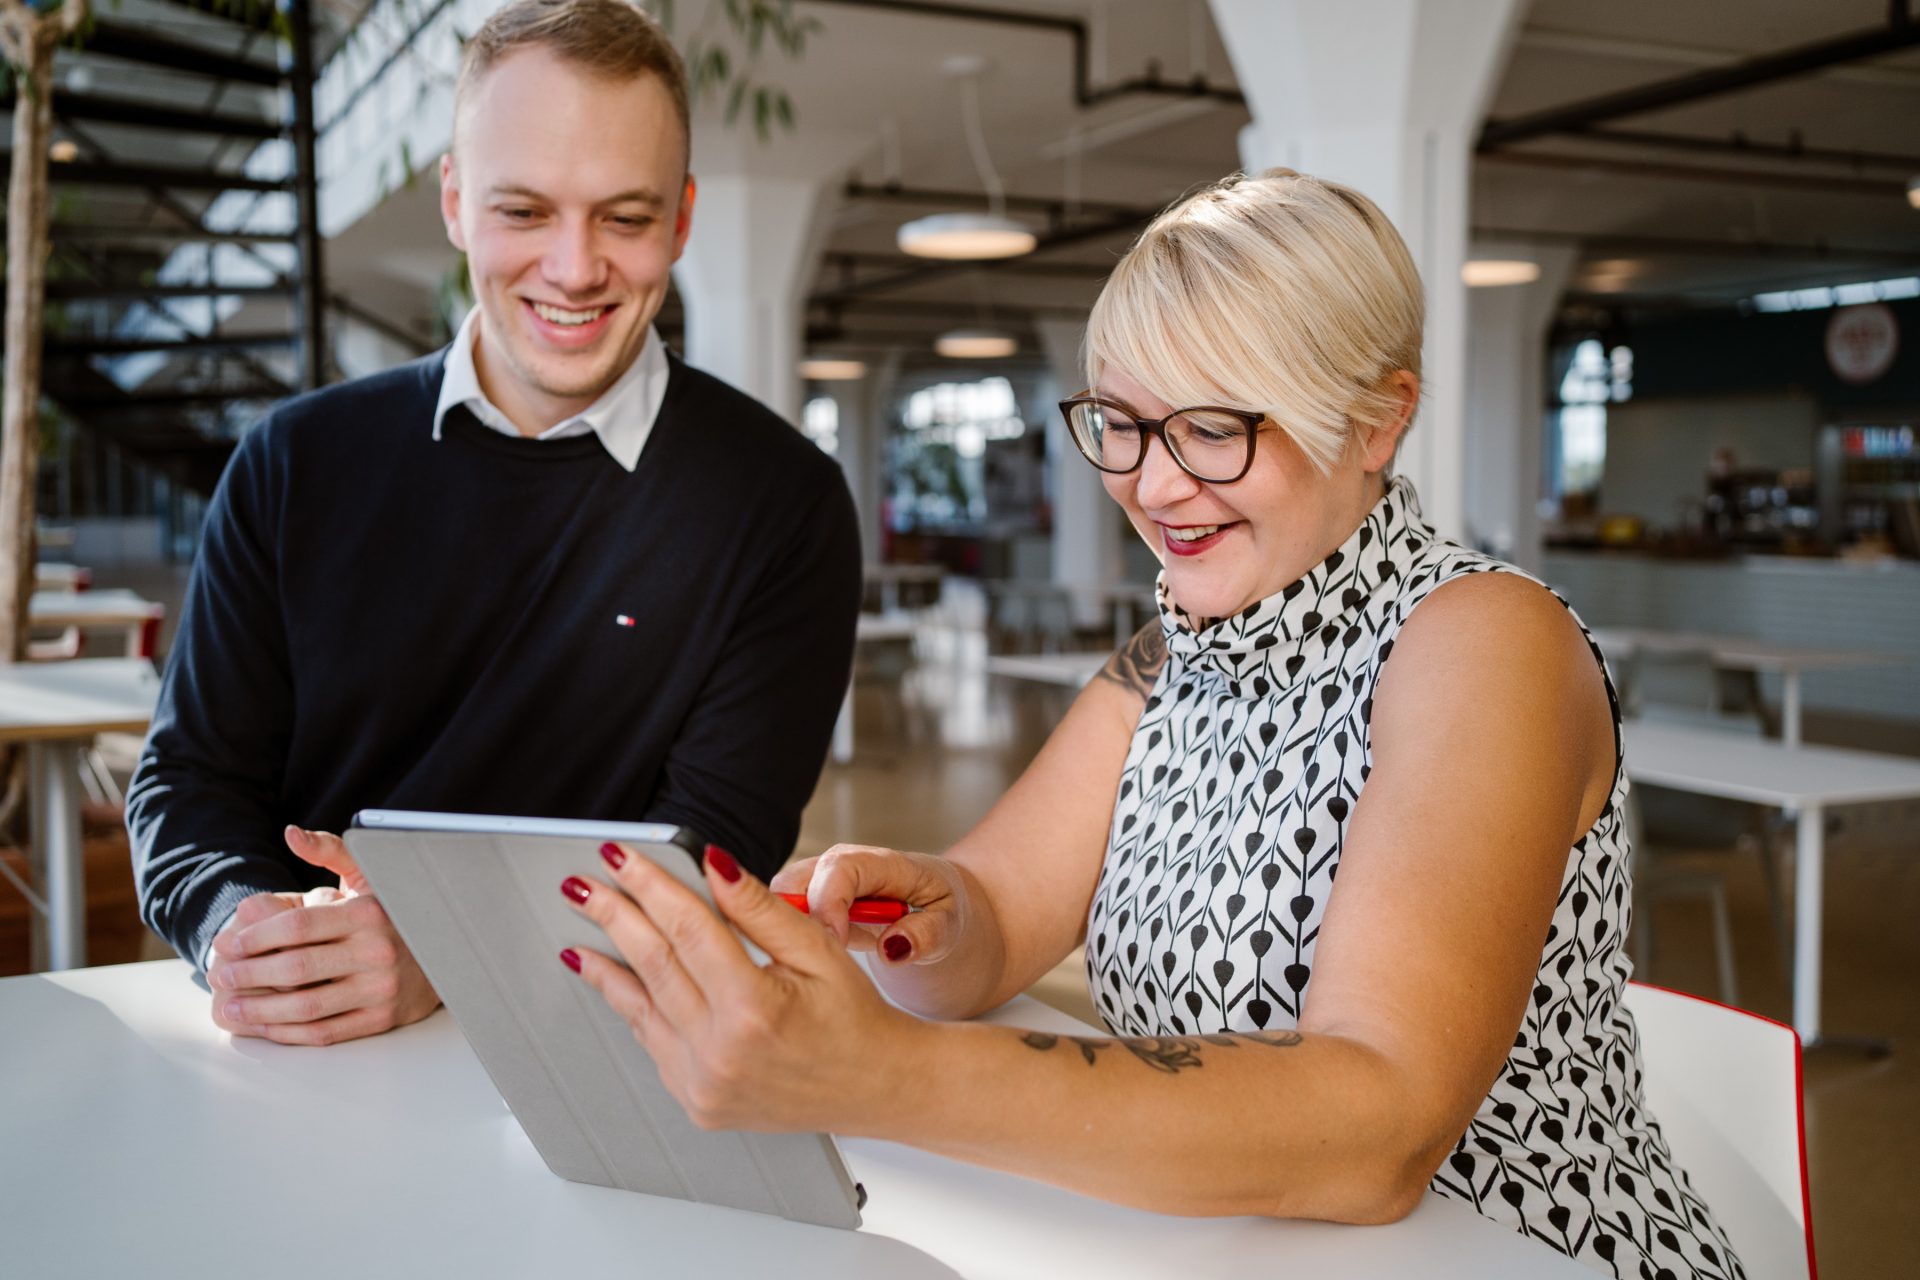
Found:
[1085,168,1424,476]
[453,0,690,164]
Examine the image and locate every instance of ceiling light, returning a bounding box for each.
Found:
[1462,259,1541,287]
[48,140,79,164]
[897,58,1037,262]
[799,357,867,381]
[935,328,1017,359]
[1908,177,1920,210]
[898,212,1036,260]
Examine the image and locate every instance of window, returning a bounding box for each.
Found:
[891,377,1030,531]
[1554,338,1631,497]
[801,395,839,456]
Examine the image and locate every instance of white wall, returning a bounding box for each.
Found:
[1600,393,1820,527]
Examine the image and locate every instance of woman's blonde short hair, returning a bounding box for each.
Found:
[1085,168,1424,475]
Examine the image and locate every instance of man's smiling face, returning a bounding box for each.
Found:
[441,45,694,433]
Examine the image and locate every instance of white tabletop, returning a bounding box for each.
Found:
[985,652,1106,687]
[29,588,166,626]
[0,961,1583,1279]
[857,613,919,642]
[0,657,160,743]
[1589,627,1896,674]
[1625,719,1920,809]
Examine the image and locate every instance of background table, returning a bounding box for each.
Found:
[832,614,920,764]
[1591,627,1897,747]
[0,960,1585,1279]
[0,658,160,969]
[29,588,166,657]
[1624,719,1920,1048]
[984,651,1105,688]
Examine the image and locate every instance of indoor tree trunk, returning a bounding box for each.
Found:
[0,27,55,663]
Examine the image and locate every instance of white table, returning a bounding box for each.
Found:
[1592,627,1898,747]
[1624,719,1920,1048]
[832,614,921,764]
[985,651,1105,688]
[0,658,160,970]
[32,561,91,592]
[864,564,945,614]
[0,960,1585,1279]
[29,587,166,657]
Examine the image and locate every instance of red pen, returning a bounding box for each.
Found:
[778,892,910,925]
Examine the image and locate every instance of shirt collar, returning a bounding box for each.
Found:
[430,307,669,472]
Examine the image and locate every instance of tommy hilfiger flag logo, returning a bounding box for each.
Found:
[615,615,637,628]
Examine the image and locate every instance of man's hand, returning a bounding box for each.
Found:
[206,826,440,1046]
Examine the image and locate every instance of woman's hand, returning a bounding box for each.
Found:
[771,844,973,967]
[560,841,928,1136]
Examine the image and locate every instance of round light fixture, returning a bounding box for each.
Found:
[935,328,1017,359]
[1908,176,1920,210]
[898,212,1036,261]
[1461,259,1542,287]
[48,139,79,164]
[798,357,868,381]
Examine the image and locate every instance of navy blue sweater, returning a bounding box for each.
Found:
[128,350,861,971]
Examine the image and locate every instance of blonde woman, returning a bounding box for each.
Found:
[559,169,1744,1278]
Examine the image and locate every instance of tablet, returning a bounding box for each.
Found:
[345,809,865,1229]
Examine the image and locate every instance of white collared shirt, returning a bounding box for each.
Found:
[430,307,669,472]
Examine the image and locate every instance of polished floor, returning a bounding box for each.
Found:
[805,602,1918,1280]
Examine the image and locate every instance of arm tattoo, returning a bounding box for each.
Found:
[1018,1028,1303,1074]
[1095,623,1168,701]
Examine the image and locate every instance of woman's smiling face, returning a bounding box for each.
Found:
[1096,366,1413,622]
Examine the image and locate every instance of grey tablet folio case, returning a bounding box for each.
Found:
[346,811,863,1230]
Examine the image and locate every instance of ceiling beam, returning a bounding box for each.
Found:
[1477,149,1908,198]
[1479,9,1920,149]
[1471,225,1920,269]
[1558,126,1920,173]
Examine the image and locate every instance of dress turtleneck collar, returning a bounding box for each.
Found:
[1158,475,1432,695]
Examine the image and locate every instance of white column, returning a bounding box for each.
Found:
[1038,316,1122,626]
[673,126,869,425]
[1207,0,1524,542]
[827,349,900,562]
[1464,242,1577,574]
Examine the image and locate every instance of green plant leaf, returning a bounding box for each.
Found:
[725,77,747,125]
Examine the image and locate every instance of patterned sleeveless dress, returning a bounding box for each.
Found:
[1084,476,1745,1278]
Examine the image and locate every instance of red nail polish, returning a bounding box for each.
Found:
[560,948,582,973]
[883,934,912,962]
[599,841,626,869]
[561,876,591,904]
[705,844,742,883]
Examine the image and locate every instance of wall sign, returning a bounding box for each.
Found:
[1826,303,1899,385]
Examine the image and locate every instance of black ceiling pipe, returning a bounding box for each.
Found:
[844,180,1151,222]
[1558,126,1920,173]
[1477,149,1909,199]
[1479,6,1920,149]
[812,207,1146,305]
[1470,224,1920,269]
[37,224,298,245]
[806,0,1244,108]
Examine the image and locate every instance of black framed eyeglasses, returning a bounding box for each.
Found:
[1058,395,1269,484]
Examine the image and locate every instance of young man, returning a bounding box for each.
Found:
[127,0,860,1047]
